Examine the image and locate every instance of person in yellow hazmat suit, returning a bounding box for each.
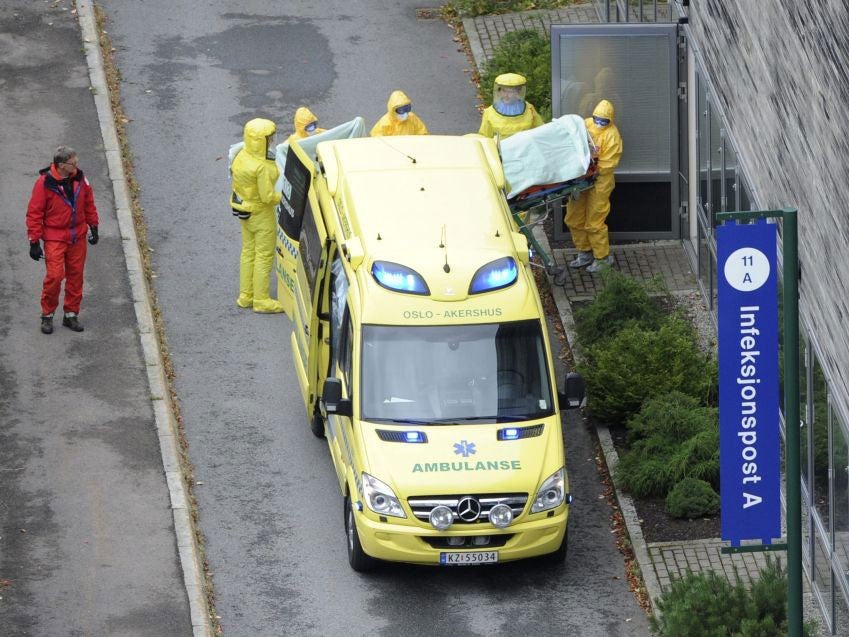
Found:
[287,106,326,144]
[561,99,623,276]
[478,73,544,139]
[370,90,429,136]
[230,118,284,313]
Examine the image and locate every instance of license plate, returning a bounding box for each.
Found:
[439,551,498,565]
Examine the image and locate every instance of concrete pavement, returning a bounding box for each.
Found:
[0,1,200,635]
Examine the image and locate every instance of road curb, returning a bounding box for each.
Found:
[76,2,212,635]
[595,424,663,611]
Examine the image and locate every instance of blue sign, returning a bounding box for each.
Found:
[717,219,780,546]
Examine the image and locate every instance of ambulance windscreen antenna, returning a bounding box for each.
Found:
[377,137,417,164]
[440,225,451,273]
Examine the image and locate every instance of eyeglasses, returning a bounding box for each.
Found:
[61,160,79,168]
[305,122,318,133]
[394,104,412,115]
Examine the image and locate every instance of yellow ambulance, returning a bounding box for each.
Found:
[276,135,585,570]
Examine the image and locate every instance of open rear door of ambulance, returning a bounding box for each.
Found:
[277,142,327,410]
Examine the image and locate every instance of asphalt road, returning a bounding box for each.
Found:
[99,1,651,635]
[0,2,190,635]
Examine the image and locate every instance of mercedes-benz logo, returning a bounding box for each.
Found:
[456,496,481,522]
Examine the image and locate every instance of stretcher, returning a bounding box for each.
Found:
[499,114,598,274]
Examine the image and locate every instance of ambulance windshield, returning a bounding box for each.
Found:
[360,320,554,424]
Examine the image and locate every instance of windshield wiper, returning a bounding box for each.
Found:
[367,417,435,425]
[428,415,530,423]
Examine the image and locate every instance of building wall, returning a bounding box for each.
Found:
[689,0,849,411]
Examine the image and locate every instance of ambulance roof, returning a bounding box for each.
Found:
[318,135,510,253]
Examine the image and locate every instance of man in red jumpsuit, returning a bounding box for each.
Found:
[27,146,99,334]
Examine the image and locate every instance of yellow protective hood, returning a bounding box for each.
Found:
[386,90,412,122]
[592,99,615,123]
[293,107,319,138]
[243,118,276,158]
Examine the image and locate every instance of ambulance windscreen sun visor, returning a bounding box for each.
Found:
[469,257,518,294]
[371,261,430,295]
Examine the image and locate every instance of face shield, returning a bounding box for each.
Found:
[493,83,526,116]
[266,133,276,160]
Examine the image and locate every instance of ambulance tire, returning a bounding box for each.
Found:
[310,407,326,438]
[543,528,568,565]
[345,496,376,572]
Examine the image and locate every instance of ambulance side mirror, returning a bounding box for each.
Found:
[322,377,353,417]
[559,372,586,410]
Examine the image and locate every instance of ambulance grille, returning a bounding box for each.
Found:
[375,429,429,443]
[497,424,544,440]
[407,493,528,524]
[422,534,513,549]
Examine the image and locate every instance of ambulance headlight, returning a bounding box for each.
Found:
[429,505,454,531]
[488,503,514,528]
[469,257,518,294]
[531,467,566,513]
[362,473,406,518]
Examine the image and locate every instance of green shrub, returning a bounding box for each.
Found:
[446,0,572,19]
[616,393,718,498]
[625,391,711,443]
[479,29,552,120]
[668,429,720,487]
[665,478,719,519]
[574,270,667,348]
[650,558,817,636]
[616,453,676,500]
[650,569,749,636]
[578,317,717,424]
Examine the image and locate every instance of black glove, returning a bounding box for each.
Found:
[88,225,99,245]
[29,241,43,261]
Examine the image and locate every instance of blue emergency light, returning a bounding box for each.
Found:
[500,428,520,440]
[371,261,430,295]
[469,257,518,294]
[404,431,426,443]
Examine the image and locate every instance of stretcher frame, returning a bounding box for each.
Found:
[507,174,597,274]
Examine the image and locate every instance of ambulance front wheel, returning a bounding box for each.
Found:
[541,528,568,566]
[345,496,376,572]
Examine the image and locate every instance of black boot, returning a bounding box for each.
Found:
[40,315,54,335]
[62,313,84,332]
